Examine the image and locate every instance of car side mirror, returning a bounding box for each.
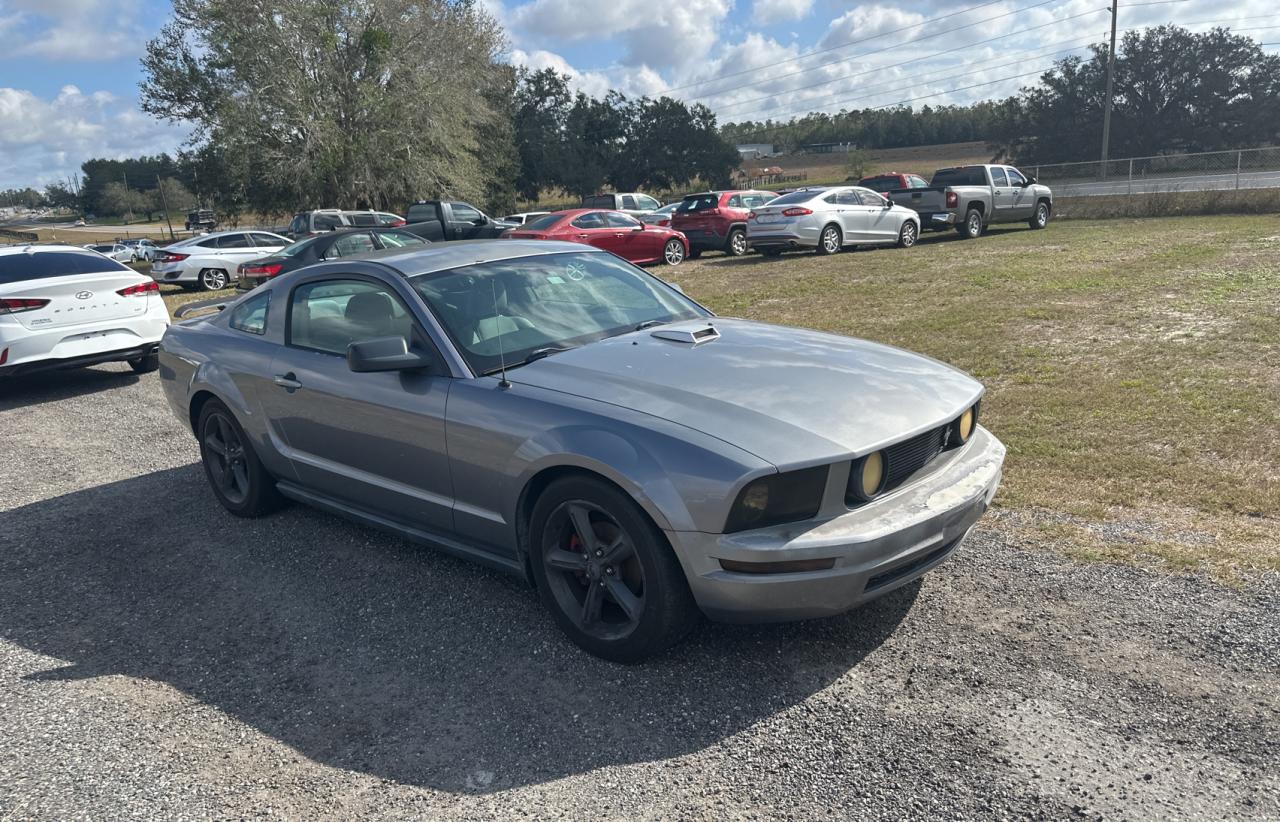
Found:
[1026,176,1037,185]
[882,198,892,208]
[633,223,646,231]
[472,216,488,225]
[347,336,433,373]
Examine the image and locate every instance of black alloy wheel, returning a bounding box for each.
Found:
[197,399,283,517]
[529,477,698,662]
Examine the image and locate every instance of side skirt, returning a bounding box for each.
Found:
[275,480,529,581]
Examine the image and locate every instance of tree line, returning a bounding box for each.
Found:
[725,26,1280,165]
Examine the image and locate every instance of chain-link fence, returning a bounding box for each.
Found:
[1029,147,1280,197]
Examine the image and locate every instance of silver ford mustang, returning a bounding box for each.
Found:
[159,240,1004,662]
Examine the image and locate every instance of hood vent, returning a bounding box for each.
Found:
[651,324,720,345]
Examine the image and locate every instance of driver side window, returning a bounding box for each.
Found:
[288,279,414,356]
[1006,168,1026,186]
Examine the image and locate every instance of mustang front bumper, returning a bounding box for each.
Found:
[665,425,1005,622]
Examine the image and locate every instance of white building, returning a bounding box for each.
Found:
[736,143,778,160]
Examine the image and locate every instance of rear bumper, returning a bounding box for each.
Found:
[0,340,160,376]
[678,226,730,250]
[150,265,199,283]
[0,312,169,375]
[919,212,957,228]
[665,426,1005,622]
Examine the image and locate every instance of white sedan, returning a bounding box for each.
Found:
[85,243,136,263]
[747,186,921,256]
[0,244,170,378]
[151,230,291,291]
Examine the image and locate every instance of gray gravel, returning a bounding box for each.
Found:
[1,365,1277,820]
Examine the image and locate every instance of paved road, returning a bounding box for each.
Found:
[1051,169,1280,197]
[1,365,1277,819]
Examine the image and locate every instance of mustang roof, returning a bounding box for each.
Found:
[370,239,600,278]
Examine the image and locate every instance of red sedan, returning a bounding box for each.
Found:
[501,209,689,266]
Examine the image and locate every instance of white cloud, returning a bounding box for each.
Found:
[507,48,669,98]
[752,0,814,25]
[1,0,146,61]
[0,85,188,189]
[818,5,925,49]
[508,0,732,68]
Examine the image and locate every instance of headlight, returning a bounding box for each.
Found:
[951,402,980,446]
[724,466,828,533]
[847,451,887,504]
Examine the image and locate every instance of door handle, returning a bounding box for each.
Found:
[273,372,302,390]
[576,234,589,239]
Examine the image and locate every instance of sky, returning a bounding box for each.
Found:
[0,0,1275,189]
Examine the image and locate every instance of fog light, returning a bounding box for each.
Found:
[861,451,885,498]
[953,404,978,446]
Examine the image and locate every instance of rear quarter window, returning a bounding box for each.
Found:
[0,251,130,284]
[228,292,270,336]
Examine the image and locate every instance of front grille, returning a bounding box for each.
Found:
[846,422,951,506]
[884,424,949,488]
[864,537,960,592]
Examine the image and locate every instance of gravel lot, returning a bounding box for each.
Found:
[1,365,1277,820]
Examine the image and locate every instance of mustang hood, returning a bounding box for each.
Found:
[510,317,984,467]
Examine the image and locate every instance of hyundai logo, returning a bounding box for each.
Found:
[75,291,93,300]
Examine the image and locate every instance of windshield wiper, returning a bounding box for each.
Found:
[634,319,669,331]
[481,346,573,376]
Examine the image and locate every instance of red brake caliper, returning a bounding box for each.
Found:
[568,534,587,584]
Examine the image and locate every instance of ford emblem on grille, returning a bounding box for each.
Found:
[75,291,93,300]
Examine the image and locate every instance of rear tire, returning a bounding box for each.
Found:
[725,228,748,257]
[529,476,699,663]
[1029,201,1050,230]
[197,399,283,517]
[198,268,229,291]
[128,353,159,374]
[957,208,983,239]
[816,224,842,255]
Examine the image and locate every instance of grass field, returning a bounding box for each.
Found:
[668,215,1280,578]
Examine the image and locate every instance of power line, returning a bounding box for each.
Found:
[663,0,1013,94]
[686,0,1063,103]
[714,7,1106,115]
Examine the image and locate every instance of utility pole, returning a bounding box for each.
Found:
[1100,0,1119,179]
[122,171,133,223]
[156,175,176,241]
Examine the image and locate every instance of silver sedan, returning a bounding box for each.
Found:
[159,240,1002,661]
[748,186,921,256]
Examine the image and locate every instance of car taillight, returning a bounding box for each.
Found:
[782,207,813,217]
[0,297,50,314]
[117,281,159,297]
[945,191,958,208]
[158,251,188,263]
[389,219,406,227]
[241,263,283,277]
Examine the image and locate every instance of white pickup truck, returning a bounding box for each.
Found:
[886,164,1053,239]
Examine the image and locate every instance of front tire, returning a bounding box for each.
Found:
[529,476,699,663]
[197,399,283,517]
[725,228,748,257]
[662,238,685,266]
[1029,201,1050,230]
[897,220,919,248]
[957,208,983,239]
[816,224,842,255]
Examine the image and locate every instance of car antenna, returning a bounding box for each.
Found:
[491,278,511,389]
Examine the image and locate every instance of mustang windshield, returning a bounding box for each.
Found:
[410,251,708,375]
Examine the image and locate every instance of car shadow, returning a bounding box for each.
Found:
[0,464,921,794]
[0,364,140,410]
